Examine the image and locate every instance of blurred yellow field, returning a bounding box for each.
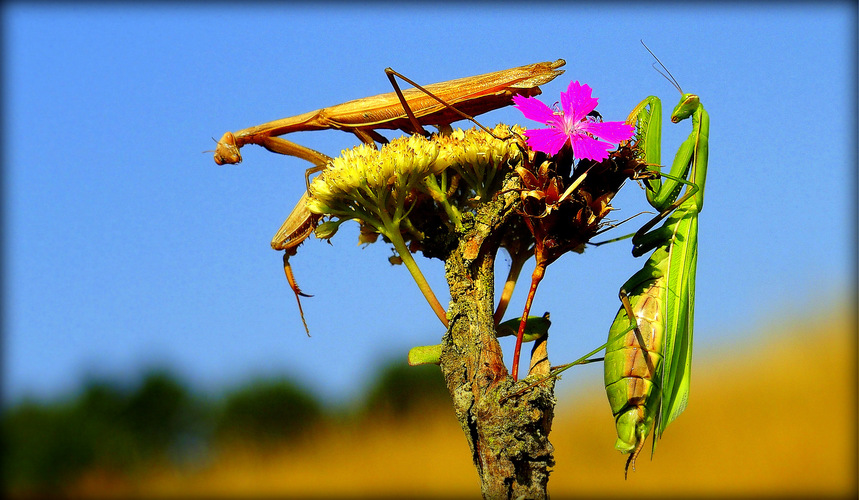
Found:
[549,308,856,497]
[71,307,856,498]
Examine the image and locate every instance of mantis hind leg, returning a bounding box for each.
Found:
[353,128,389,147]
[384,67,498,138]
[618,288,656,376]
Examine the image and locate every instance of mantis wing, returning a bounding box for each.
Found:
[656,212,697,440]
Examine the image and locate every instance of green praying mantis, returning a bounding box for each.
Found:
[510,46,709,476]
[604,51,708,475]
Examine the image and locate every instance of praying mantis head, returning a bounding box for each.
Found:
[670,94,700,123]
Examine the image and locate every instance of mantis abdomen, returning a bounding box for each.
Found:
[604,271,666,455]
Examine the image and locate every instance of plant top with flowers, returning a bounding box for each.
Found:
[293,79,645,494]
[215,49,708,496]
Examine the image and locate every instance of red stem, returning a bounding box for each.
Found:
[511,261,546,381]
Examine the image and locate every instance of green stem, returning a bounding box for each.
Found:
[400,216,425,242]
[439,199,463,231]
[422,174,463,230]
[391,232,448,327]
[377,209,448,328]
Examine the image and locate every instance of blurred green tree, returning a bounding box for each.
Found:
[360,360,449,417]
[213,377,322,448]
[2,370,200,492]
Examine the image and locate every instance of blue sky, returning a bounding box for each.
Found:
[4,4,855,405]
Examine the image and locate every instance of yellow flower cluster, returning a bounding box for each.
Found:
[307,134,441,215]
[307,125,526,218]
[436,124,525,174]
[305,124,527,245]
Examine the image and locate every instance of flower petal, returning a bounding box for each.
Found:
[580,121,635,143]
[513,95,555,124]
[524,128,569,156]
[561,81,598,123]
[570,135,613,162]
[515,80,630,161]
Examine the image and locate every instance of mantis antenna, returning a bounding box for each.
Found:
[640,40,683,94]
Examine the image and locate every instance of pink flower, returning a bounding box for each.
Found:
[513,81,634,162]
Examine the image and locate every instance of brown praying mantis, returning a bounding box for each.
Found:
[213,60,566,334]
